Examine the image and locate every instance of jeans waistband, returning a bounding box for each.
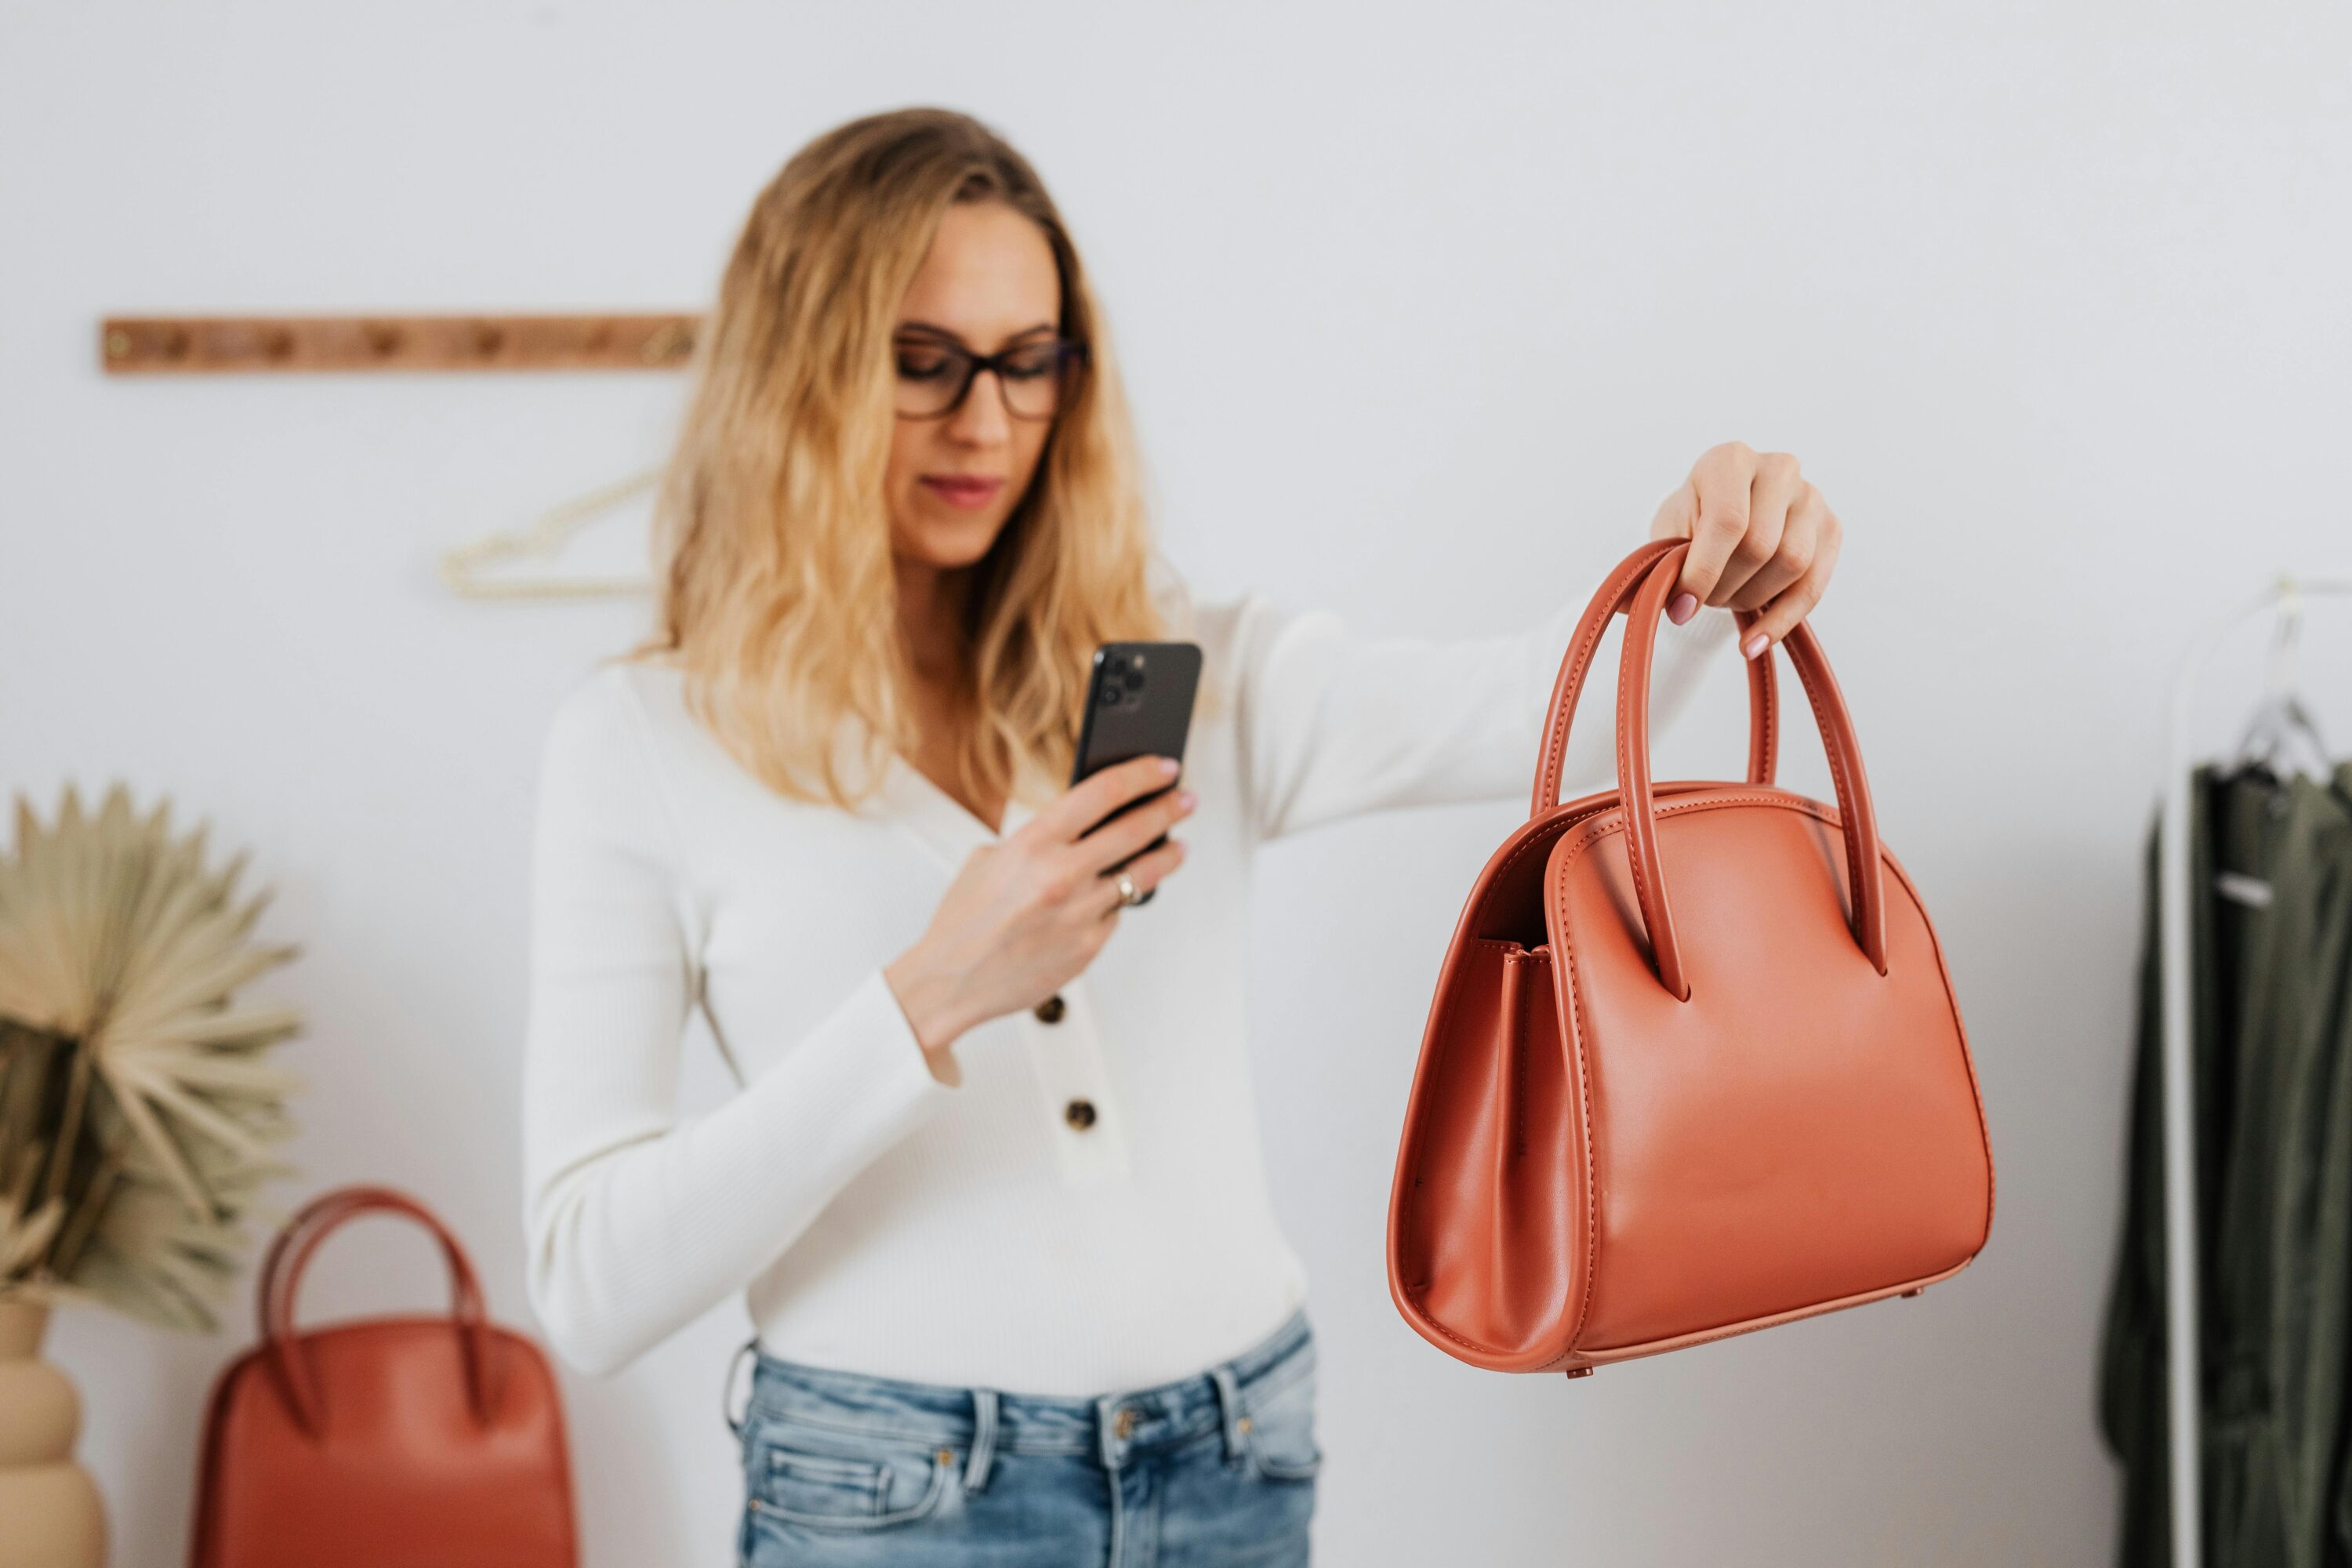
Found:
[742,1305,1313,1468]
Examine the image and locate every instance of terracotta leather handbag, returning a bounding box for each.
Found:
[189,1185,578,1566]
[1386,537,1994,1377]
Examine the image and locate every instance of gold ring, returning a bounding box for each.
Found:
[1115,871,1142,907]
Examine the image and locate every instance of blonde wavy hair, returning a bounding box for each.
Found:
[627,107,1197,814]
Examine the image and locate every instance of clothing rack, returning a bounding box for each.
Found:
[2158,573,2352,1568]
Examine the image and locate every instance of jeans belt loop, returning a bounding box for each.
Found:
[1094,1392,1124,1471]
[964,1387,1000,1494]
[1210,1363,1248,1464]
[722,1337,759,1440]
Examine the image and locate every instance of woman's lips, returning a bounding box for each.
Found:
[920,475,1004,510]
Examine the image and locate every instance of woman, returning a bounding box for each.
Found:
[520,107,1842,1566]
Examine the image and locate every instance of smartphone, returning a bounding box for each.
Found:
[1069,640,1203,906]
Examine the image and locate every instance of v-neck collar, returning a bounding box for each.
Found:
[877,749,1040,873]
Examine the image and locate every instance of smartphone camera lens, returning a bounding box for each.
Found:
[1099,650,1148,709]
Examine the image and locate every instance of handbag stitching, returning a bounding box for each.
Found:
[1405,1307,1526,1358]
[1544,541,1780,818]
[1479,781,1722,931]
[1560,864,1602,1357]
[1539,586,1617,810]
[1537,551,1634,808]
[1896,853,1998,1247]
[1616,665,1653,989]
[1786,642,1870,930]
[1506,946,1532,1160]
[1557,1253,1980,1369]
[1613,564,1674,997]
[1537,543,1668,812]
[1475,786,1646,913]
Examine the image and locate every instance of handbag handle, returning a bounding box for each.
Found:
[1530,535,1781,818]
[1615,542,1889,1000]
[256,1185,498,1438]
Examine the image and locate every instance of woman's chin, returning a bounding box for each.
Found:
[899,513,1010,570]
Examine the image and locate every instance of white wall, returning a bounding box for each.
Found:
[7,2,2350,1562]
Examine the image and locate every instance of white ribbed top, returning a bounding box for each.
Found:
[518,578,1736,1394]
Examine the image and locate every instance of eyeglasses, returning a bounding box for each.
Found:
[892,330,1088,421]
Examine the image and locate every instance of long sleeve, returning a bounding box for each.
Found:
[518,671,956,1377]
[1230,583,1739,843]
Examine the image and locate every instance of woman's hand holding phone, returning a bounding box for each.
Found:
[884,753,1194,1084]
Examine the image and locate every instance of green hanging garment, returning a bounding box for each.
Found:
[2097,762,2352,1567]
[2208,764,2352,1567]
[2261,764,2352,1568]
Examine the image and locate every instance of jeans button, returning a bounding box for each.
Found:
[1033,993,1066,1024]
[1065,1098,1096,1131]
[1113,1406,1136,1439]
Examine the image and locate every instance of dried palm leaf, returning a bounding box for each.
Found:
[0,782,302,1330]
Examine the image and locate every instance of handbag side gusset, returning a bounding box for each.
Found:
[1386,783,1726,1372]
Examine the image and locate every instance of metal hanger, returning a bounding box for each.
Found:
[2227,576,2332,781]
[440,464,661,601]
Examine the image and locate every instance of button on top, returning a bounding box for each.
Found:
[1033,993,1066,1024]
[1112,1406,1137,1439]
[1064,1098,1097,1130]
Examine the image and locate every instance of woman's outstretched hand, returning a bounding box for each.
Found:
[884,753,1195,1084]
[1649,442,1844,661]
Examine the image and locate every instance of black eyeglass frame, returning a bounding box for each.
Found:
[891,331,1092,422]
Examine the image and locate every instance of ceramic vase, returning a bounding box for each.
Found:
[0,1299,105,1568]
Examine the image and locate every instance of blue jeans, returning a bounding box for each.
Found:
[733,1305,1321,1566]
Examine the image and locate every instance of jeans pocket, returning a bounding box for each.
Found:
[743,1414,958,1535]
[1240,1358,1324,1484]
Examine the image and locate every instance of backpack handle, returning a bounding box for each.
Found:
[1616,542,1888,1000]
[256,1185,498,1439]
[1530,535,1780,818]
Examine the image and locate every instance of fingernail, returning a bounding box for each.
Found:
[1668,591,1698,625]
[1741,630,1769,659]
[1158,756,1181,775]
[1174,789,1196,810]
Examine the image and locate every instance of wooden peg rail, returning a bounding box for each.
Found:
[99,313,702,374]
